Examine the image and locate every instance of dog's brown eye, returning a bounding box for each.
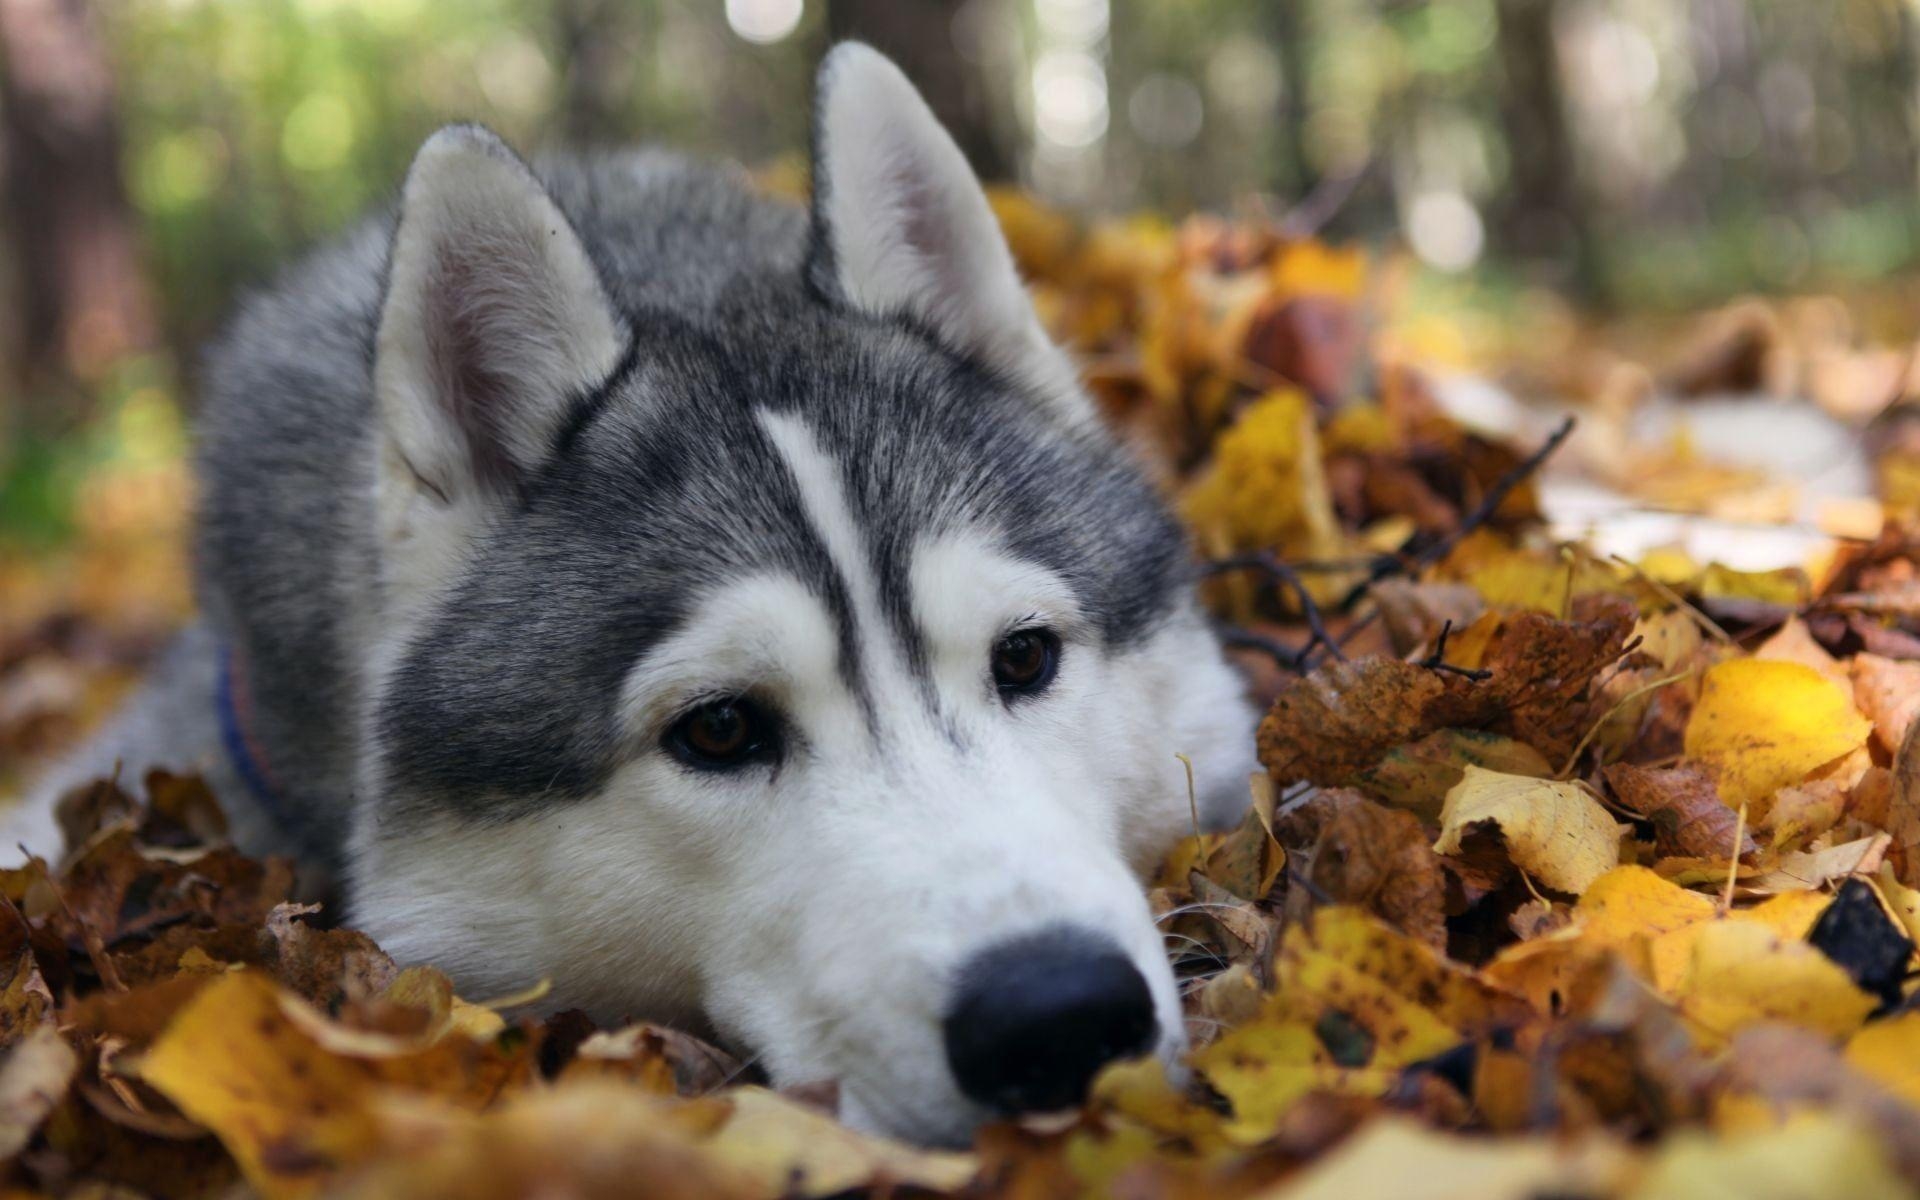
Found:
[667,698,775,770]
[992,628,1060,698]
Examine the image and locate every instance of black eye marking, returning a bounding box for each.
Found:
[991,627,1061,701]
[665,697,780,771]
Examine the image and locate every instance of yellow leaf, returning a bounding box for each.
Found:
[1270,240,1366,301]
[704,1088,977,1197]
[1182,390,1340,558]
[1645,889,1832,994]
[1631,1112,1907,1200]
[1195,907,1527,1137]
[1685,659,1871,807]
[1262,1117,1632,1200]
[1484,866,1707,1005]
[1696,563,1810,608]
[1670,920,1874,1044]
[139,972,385,1200]
[331,1083,755,1200]
[1433,766,1624,894]
[1844,1011,1920,1109]
[1576,865,1719,941]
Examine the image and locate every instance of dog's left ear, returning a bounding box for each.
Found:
[807,43,1087,424]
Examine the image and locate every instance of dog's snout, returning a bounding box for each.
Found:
[942,928,1158,1115]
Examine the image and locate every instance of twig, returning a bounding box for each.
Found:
[1721,803,1749,912]
[1555,668,1694,779]
[1418,619,1493,682]
[1216,625,1313,675]
[1337,416,1578,612]
[24,847,124,993]
[1206,552,1346,670]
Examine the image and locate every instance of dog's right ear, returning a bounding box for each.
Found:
[373,125,625,609]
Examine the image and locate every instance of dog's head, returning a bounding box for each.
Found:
[348,44,1256,1144]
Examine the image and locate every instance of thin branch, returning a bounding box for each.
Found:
[1338,416,1578,612]
[1205,551,1346,671]
[1418,619,1493,682]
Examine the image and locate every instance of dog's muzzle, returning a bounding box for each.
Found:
[941,927,1158,1114]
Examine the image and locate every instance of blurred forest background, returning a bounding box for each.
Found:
[3,0,1920,550]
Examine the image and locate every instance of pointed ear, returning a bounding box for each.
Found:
[806,43,1088,424]
[375,124,625,510]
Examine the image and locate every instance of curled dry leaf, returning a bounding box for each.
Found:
[1433,767,1625,896]
[1603,763,1757,864]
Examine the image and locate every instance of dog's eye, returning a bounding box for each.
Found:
[666,698,776,770]
[992,628,1060,698]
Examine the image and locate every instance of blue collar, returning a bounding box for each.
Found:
[214,642,292,833]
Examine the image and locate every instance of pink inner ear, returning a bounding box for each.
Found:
[418,222,558,494]
[887,145,955,275]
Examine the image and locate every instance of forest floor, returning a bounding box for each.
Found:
[5,199,1920,1197]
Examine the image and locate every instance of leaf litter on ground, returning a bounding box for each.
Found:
[7,197,1920,1196]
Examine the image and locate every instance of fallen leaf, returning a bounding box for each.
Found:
[1844,1011,1920,1109]
[329,1084,754,1200]
[139,971,387,1199]
[1670,920,1875,1044]
[1850,654,1920,755]
[1195,908,1529,1138]
[0,1025,76,1159]
[1258,1117,1631,1200]
[1685,659,1872,807]
[1433,767,1624,895]
[703,1087,978,1197]
[1631,1111,1908,1200]
[1805,878,1914,1010]
[1604,762,1757,863]
[1274,789,1448,949]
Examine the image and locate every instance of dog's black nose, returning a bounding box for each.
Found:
[942,928,1159,1114]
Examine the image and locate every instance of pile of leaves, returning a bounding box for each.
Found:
[10,203,1920,1198]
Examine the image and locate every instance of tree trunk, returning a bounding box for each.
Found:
[1265,0,1317,200]
[554,0,640,147]
[825,0,1013,181]
[1493,0,1604,303]
[0,0,155,418]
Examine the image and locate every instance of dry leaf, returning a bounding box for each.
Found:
[1685,659,1872,807]
[1433,767,1625,895]
[1604,763,1757,863]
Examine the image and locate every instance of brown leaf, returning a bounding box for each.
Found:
[1852,653,1920,756]
[1258,598,1634,788]
[1350,729,1553,823]
[1275,789,1450,949]
[1604,763,1758,863]
[262,904,397,1012]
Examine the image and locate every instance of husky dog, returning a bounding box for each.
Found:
[10,45,1255,1143]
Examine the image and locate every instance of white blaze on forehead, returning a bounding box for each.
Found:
[755,409,917,711]
[615,573,857,737]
